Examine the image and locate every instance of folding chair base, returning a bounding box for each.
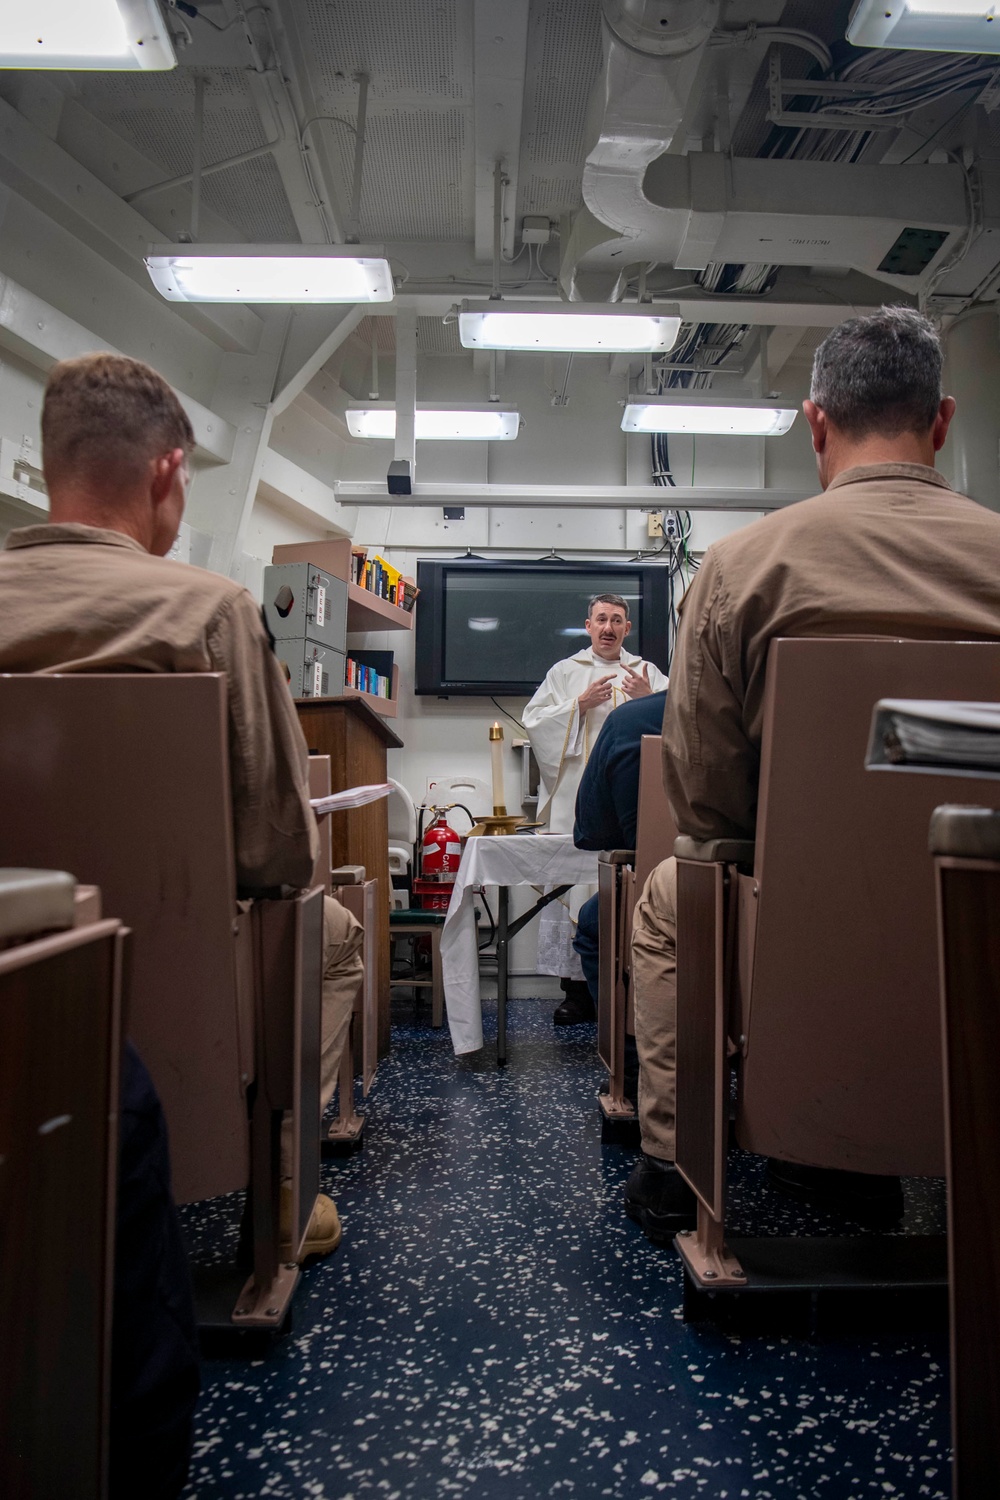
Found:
[677,1233,948,1336]
[324,1112,365,1155]
[190,1261,298,1341]
[599,1093,640,1147]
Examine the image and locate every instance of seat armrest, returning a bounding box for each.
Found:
[674,835,756,869]
[929,804,1000,859]
[0,868,76,943]
[599,849,636,866]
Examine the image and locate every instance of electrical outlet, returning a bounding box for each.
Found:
[647,512,664,538]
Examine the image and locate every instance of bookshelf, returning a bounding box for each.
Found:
[346,582,413,634]
[271,537,414,715]
[343,665,400,718]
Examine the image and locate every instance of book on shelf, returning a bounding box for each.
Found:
[345,649,395,700]
[400,576,419,612]
[350,546,408,607]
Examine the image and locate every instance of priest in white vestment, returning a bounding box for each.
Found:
[522,593,668,1021]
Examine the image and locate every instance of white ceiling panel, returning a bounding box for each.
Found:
[303,0,473,102]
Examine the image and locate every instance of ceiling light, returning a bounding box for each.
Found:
[459,301,681,353]
[346,404,520,441]
[622,397,798,436]
[0,0,176,70]
[847,0,1000,53]
[145,245,394,303]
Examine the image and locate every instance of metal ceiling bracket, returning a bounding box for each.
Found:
[767,53,907,133]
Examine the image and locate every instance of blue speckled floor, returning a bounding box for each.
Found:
[179,1000,951,1499]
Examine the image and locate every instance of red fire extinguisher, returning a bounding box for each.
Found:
[415,807,463,911]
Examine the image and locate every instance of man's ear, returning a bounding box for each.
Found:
[802,399,826,454]
[149,448,185,506]
[933,395,956,452]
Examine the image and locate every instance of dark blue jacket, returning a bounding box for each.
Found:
[573,691,668,851]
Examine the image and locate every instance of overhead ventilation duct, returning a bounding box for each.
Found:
[560,0,726,298]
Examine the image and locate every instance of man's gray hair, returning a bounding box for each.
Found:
[588,592,630,617]
[810,306,943,439]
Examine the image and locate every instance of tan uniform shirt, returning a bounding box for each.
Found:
[0,523,318,890]
[663,463,1000,841]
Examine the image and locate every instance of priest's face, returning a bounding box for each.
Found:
[585,603,630,661]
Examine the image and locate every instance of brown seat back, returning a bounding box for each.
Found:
[739,638,1000,1176]
[634,734,678,896]
[0,910,126,1500]
[0,674,249,1202]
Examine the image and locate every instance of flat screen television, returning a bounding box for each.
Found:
[415,559,672,696]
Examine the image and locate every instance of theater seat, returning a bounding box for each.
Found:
[597,735,677,1135]
[0,871,126,1500]
[671,638,1000,1304]
[0,674,323,1330]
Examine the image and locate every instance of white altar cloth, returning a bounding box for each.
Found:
[440,833,602,1054]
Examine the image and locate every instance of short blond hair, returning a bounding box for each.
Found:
[42,352,195,492]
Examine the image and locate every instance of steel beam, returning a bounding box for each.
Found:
[473,0,529,261]
[0,97,262,355]
[336,482,805,511]
[271,305,367,416]
[257,448,353,535]
[0,273,236,465]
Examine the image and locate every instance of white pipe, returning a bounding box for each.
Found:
[346,73,369,245]
[189,73,205,243]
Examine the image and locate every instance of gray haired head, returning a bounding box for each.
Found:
[810,306,943,439]
[588,592,630,617]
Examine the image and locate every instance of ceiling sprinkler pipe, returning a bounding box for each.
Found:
[601,0,720,57]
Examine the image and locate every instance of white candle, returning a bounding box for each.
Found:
[489,721,505,812]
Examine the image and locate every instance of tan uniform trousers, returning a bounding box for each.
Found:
[631,856,678,1163]
[281,894,364,1174]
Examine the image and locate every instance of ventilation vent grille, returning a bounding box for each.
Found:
[353,316,464,357]
[329,111,472,239]
[517,0,602,222]
[304,0,471,100]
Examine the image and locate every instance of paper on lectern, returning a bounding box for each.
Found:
[309,782,393,814]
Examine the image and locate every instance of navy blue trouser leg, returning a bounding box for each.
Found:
[573,893,600,1004]
[109,1044,200,1500]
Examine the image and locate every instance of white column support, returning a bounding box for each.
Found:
[270,305,367,416]
[393,306,417,478]
[473,0,529,261]
[944,308,1000,512]
[186,312,291,576]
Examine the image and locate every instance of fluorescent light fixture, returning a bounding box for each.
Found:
[468,618,500,632]
[0,0,176,70]
[145,245,394,303]
[847,0,1000,53]
[622,397,798,436]
[459,300,681,353]
[346,403,520,441]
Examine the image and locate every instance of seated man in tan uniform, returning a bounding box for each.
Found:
[0,352,362,1261]
[627,305,1000,1244]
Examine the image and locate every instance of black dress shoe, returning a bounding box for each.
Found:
[553,981,596,1025]
[624,1153,697,1243]
[766,1158,905,1226]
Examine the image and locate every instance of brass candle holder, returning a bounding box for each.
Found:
[473,722,525,835]
[471,812,525,837]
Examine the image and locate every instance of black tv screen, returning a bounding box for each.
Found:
[415,559,672,696]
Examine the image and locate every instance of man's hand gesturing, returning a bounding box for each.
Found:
[578,674,616,713]
[622,664,652,699]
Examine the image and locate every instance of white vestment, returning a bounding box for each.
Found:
[522,646,669,976]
